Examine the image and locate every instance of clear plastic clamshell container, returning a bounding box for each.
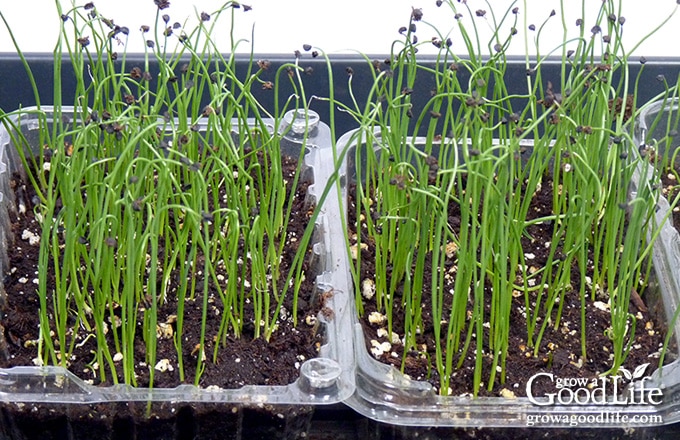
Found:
[0,107,354,439]
[335,126,680,428]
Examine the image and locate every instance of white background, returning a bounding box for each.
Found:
[0,1,679,57]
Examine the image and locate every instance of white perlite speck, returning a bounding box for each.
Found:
[155,359,174,372]
[370,340,392,358]
[205,385,223,392]
[499,388,517,399]
[21,229,40,246]
[368,311,386,325]
[361,278,376,300]
[593,301,610,312]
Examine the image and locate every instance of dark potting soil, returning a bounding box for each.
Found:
[349,175,670,399]
[0,401,315,440]
[0,154,322,438]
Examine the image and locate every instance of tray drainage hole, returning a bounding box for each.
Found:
[300,358,341,389]
[283,109,320,135]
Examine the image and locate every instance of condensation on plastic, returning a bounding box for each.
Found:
[0,106,354,405]
[336,126,680,428]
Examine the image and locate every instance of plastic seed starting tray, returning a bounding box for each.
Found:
[335,127,680,428]
[0,107,354,439]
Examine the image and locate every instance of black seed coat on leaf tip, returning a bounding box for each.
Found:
[154,0,170,10]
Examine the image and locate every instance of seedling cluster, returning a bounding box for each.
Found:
[345,0,679,396]
[0,0,324,389]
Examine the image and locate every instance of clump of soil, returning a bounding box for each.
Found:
[610,95,635,123]
[349,175,670,398]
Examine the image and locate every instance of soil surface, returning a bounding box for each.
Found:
[349,174,671,398]
[0,153,323,437]
[0,154,323,389]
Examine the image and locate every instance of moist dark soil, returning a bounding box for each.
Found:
[0,401,314,440]
[0,154,321,439]
[349,175,671,399]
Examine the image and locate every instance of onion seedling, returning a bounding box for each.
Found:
[0,0,329,390]
[347,0,674,396]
